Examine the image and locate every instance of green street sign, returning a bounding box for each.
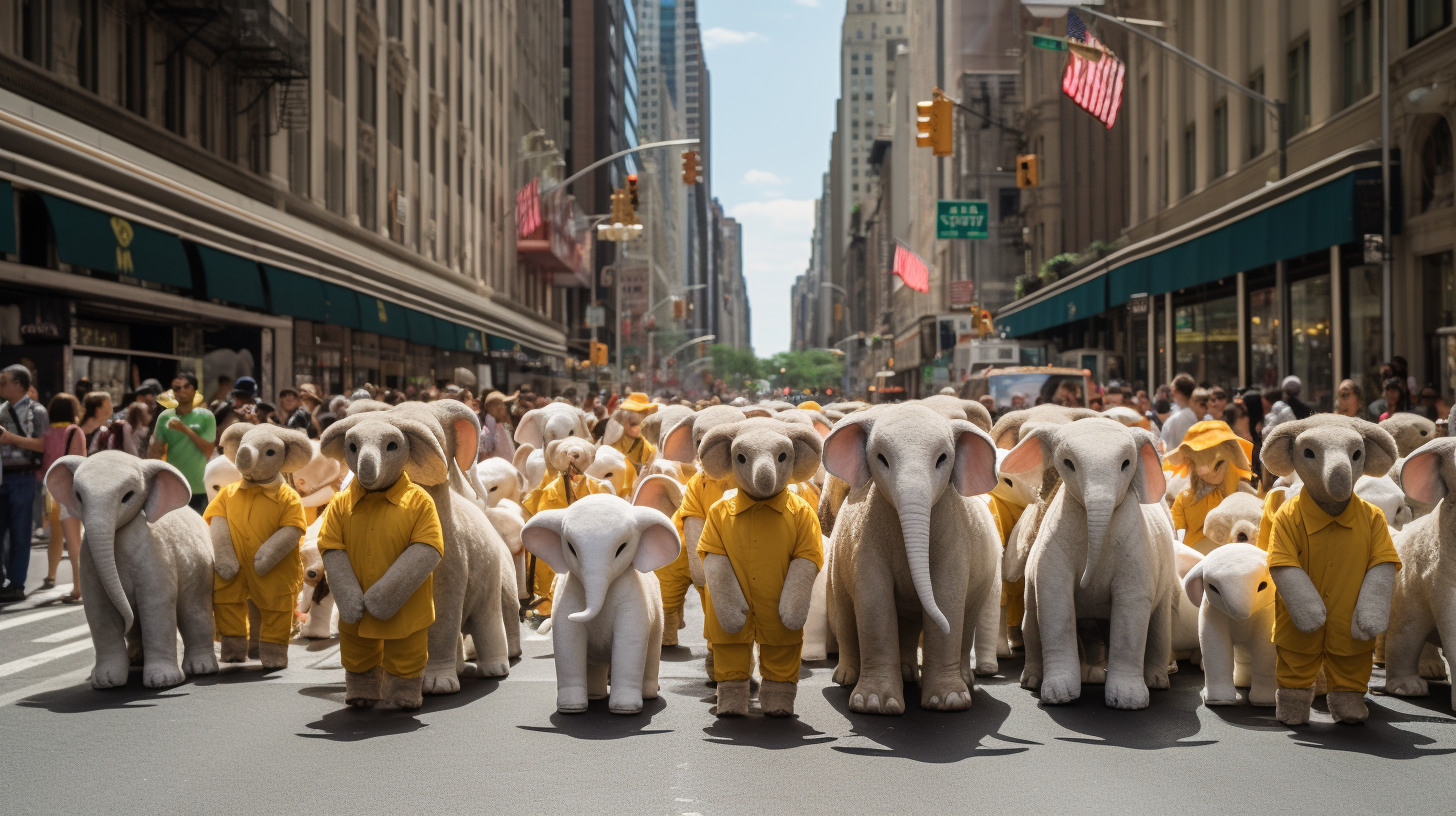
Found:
[937,200,989,240]
[1030,33,1068,52]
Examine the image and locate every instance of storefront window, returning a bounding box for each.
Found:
[1248,285,1280,390]
[352,332,381,388]
[1346,264,1384,405]
[1173,287,1239,388]
[1422,250,1456,397]
[1289,275,1333,411]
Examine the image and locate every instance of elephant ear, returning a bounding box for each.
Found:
[391,417,450,486]
[698,421,743,481]
[141,459,194,520]
[602,415,626,446]
[631,507,682,573]
[1128,427,1166,505]
[44,456,87,517]
[1260,419,1305,478]
[512,443,535,476]
[660,416,696,463]
[277,428,315,474]
[522,509,569,573]
[1220,438,1252,474]
[1355,420,1400,478]
[427,400,482,472]
[514,408,545,449]
[822,413,875,489]
[950,420,999,497]
[1182,559,1207,607]
[1398,444,1451,506]
[632,473,684,517]
[784,423,825,484]
[218,423,251,462]
[804,410,835,438]
[961,400,993,433]
[320,411,373,464]
[1001,425,1053,478]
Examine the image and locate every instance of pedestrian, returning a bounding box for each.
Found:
[230,376,260,423]
[0,364,48,602]
[122,401,152,457]
[1151,397,1173,430]
[1264,378,1303,431]
[477,390,518,461]
[1415,385,1440,420]
[134,379,163,413]
[1190,388,1213,421]
[1208,386,1229,420]
[278,387,314,436]
[1335,379,1364,418]
[148,372,217,513]
[1378,377,1411,421]
[80,391,114,453]
[40,393,84,602]
[1160,373,1198,449]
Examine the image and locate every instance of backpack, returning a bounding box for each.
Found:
[41,425,82,473]
[95,418,127,452]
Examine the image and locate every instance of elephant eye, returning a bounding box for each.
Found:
[936,453,947,467]
[387,441,398,451]
[604,472,613,478]
[1121,459,1130,471]
[1208,584,1220,594]
[489,486,498,492]
[1003,478,1012,487]
[737,453,746,463]
[1303,449,1314,459]
[1063,459,1075,472]
[778,452,787,462]
[307,570,317,578]
[568,430,575,436]
[266,449,276,457]
[877,453,888,466]
[1421,430,1429,436]
[1352,450,1362,460]
[567,542,577,557]
[122,491,134,503]
[615,542,628,557]
[1236,532,1248,542]
[349,443,358,453]
[1257,581,1268,592]
[1215,459,1224,468]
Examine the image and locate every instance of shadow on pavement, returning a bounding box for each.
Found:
[191,666,287,685]
[660,645,702,663]
[296,677,502,741]
[702,711,838,749]
[18,679,188,714]
[1039,663,1217,750]
[516,696,672,739]
[1272,693,1456,759]
[820,683,1026,763]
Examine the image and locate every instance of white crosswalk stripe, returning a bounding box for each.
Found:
[33,624,91,644]
[0,606,83,633]
[0,640,93,678]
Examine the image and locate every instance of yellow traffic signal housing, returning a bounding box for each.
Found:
[1016,154,1039,188]
[915,89,953,157]
[682,150,700,185]
[609,189,625,224]
[672,297,686,320]
[589,341,609,366]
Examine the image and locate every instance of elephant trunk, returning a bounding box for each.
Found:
[1081,489,1116,591]
[567,570,610,624]
[898,502,950,635]
[83,515,133,632]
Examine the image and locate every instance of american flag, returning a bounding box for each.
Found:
[892,241,930,293]
[1062,10,1126,129]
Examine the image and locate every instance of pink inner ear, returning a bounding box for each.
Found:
[1138,441,1166,500]
[953,432,999,496]
[823,423,870,488]
[1402,451,1447,505]
[1182,568,1205,607]
[662,423,694,463]
[1002,436,1045,475]
[452,418,479,471]
[633,519,683,572]
[521,517,568,573]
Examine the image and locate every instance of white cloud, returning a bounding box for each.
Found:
[701,27,763,49]
[729,200,817,355]
[743,169,787,186]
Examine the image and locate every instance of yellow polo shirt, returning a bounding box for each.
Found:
[204,480,307,611]
[1267,491,1400,656]
[522,471,614,517]
[661,471,736,581]
[611,435,658,491]
[697,489,824,647]
[317,474,445,640]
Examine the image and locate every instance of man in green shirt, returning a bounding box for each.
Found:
[147,372,216,513]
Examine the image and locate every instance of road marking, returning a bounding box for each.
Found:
[0,606,82,632]
[33,624,91,643]
[0,640,92,678]
[0,667,92,708]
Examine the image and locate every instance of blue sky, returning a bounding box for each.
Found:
[697,1,842,355]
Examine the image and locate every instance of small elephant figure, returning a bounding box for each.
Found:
[1385,438,1456,704]
[523,493,680,713]
[297,518,337,639]
[1201,492,1266,547]
[514,403,592,478]
[471,458,529,509]
[290,440,347,519]
[45,453,217,688]
[204,456,241,504]
[1183,542,1277,707]
[1001,418,1177,710]
[643,404,696,450]
[1382,413,1438,458]
[586,444,633,496]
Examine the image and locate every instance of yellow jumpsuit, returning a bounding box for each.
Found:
[662,471,736,626]
[204,481,307,644]
[317,474,444,678]
[1172,471,1244,551]
[1267,491,1400,692]
[698,490,824,683]
[522,472,614,615]
[987,489,1029,630]
[610,435,658,495]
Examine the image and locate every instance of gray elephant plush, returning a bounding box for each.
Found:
[822,404,1002,715]
[1000,418,1177,709]
[1381,413,1437,457]
[1259,415,1400,725]
[1384,437,1456,706]
[45,453,217,688]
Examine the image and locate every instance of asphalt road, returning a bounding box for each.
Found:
[3,543,1455,816]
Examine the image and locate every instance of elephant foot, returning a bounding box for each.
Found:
[974,651,999,677]
[760,680,798,717]
[1145,666,1171,690]
[219,636,249,664]
[1232,664,1253,687]
[662,609,680,647]
[557,685,589,713]
[1039,673,1081,705]
[832,662,859,687]
[258,642,289,670]
[609,688,646,715]
[1105,674,1150,710]
[1020,667,1043,691]
[712,680,751,717]
[90,655,131,689]
[182,649,218,677]
[1247,684,1277,708]
[421,666,462,695]
[382,672,424,710]
[247,640,260,660]
[1201,687,1240,706]
[1275,687,1315,726]
[900,661,919,684]
[1327,691,1369,724]
[142,662,185,689]
[475,660,510,679]
[921,675,972,712]
[300,622,333,640]
[345,666,383,708]
[849,676,905,715]
[1080,662,1107,684]
[1385,674,1429,697]
[1419,644,1448,680]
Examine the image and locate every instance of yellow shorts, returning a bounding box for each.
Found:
[713,641,802,684]
[657,551,702,615]
[214,601,293,645]
[1002,579,1025,627]
[1276,647,1374,693]
[531,557,556,616]
[340,627,430,678]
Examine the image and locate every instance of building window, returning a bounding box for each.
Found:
[1342,0,1374,107]
[1287,40,1311,133]
[1247,270,1279,392]
[1173,287,1239,390]
[865,67,873,76]
[1289,272,1333,411]
[1248,71,1266,158]
[1183,125,1196,196]
[1410,0,1452,45]
[1419,116,1454,213]
[1212,101,1228,178]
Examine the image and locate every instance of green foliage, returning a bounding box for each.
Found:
[765,349,844,391]
[707,344,762,382]
[1039,253,1079,282]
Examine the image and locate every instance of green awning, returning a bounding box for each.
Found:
[41,193,191,288]
[357,293,409,339]
[194,244,266,308]
[0,180,15,255]
[433,317,458,351]
[1000,276,1108,338]
[322,283,360,328]
[487,334,518,352]
[405,308,437,345]
[261,266,329,321]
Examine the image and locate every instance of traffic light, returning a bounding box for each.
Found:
[1016,154,1039,188]
[672,297,686,320]
[682,150,700,185]
[915,88,953,157]
[626,174,639,211]
[590,341,609,366]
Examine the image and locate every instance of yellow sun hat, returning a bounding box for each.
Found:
[798,400,823,412]
[618,392,659,414]
[1167,420,1253,479]
[155,389,204,410]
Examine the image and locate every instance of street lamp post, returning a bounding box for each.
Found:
[642,284,709,380]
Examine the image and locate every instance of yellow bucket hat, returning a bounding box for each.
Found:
[798,400,823,412]
[618,392,658,415]
[1168,420,1253,480]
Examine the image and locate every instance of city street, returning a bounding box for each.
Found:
[1,549,1452,816]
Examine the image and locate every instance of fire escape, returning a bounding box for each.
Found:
[147,0,310,132]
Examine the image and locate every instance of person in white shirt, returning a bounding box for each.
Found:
[1159,373,1198,450]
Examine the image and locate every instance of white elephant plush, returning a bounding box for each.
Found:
[470,458,529,509]
[1356,473,1415,532]
[1201,492,1265,547]
[1001,418,1178,709]
[1182,542,1277,707]
[204,455,241,503]
[296,517,337,639]
[514,404,592,478]
[1385,438,1456,703]
[586,444,633,496]
[1170,542,1204,661]
[45,453,218,688]
[290,440,346,516]
[522,493,680,714]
